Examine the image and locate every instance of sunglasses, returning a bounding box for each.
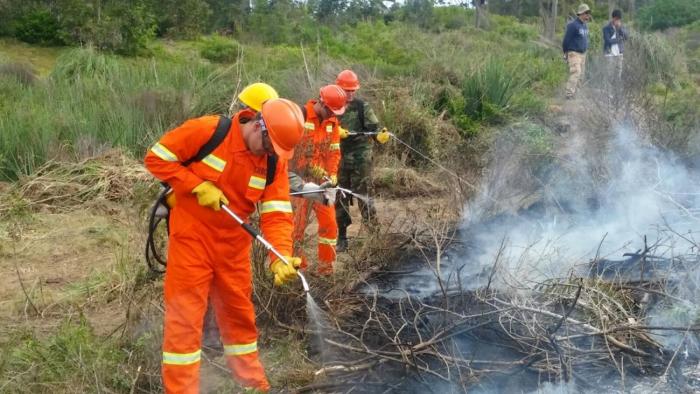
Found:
[258,119,276,156]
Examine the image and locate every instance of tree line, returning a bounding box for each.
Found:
[0,0,696,55]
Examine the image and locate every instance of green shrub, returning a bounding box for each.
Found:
[90,3,157,55]
[461,60,520,123]
[493,14,538,42]
[637,0,700,31]
[430,6,471,32]
[14,7,65,46]
[0,319,132,392]
[200,35,239,63]
[50,47,120,81]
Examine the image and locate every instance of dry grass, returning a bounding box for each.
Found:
[0,62,37,86]
[0,150,155,217]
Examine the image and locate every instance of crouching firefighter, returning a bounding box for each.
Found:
[144,98,305,393]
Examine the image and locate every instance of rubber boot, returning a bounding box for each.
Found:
[336,226,348,253]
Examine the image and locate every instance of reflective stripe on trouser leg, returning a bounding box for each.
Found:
[314,202,337,268]
[162,233,212,394]
[209,240,270,392]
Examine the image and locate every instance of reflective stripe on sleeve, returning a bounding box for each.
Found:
[224,341,257,356]
[330,143,340,151]
[151,143,179,162]
[248,175,266,190]
[201,154,226,172]
[163,350,201,365]
[260,200,293,214]
[304,122,315,130]
[326,125,333,133]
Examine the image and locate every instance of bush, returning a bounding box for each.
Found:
[461,60,520,123]
[493,14,538,42]
[14,7,65,46]
[637,0,700,31]
[90,3,157,55]
[0,320,133,392]
[200,35,239,63]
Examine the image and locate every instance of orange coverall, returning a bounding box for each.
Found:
[144,110,293,393]
[291,100,341,274]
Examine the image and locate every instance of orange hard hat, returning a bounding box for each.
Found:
[319,84,347,116]
[261,98,305,160]
[336,70,360,91]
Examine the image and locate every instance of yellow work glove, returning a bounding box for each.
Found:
[270,256,302,286]
[191,181,229,211]
[309,165,327,179]
[329,174,338,186]
[338,126,349,139]
[165,192,177,208]
[376,128,391,144]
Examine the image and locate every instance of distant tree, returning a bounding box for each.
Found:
[205,0,248,34]
[344,0,386,24]
[246,0,313,44]
[314,0,346,22]
[401,0,434,28]
[14,5,65,45]
[153,0,212,38]
[488,0,539,19]
[540,0,557,41]
[474,0,489,29]
[637,0,700,30]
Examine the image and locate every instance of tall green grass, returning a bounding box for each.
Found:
[0,47,237,180]
[0,17,571,180]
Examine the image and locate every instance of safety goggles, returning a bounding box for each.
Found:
[258,119,276,156]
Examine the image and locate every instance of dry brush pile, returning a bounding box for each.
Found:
[300,235,700,393]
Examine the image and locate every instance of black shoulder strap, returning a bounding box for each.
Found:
[183,116,231,167]
[354,98,365,130]
[266,154,277,186]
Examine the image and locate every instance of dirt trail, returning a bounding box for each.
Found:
[0,210,134,334]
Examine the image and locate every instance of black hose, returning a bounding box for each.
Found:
[145,187,170,274]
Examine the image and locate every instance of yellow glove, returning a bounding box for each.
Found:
[309,165,327,179]
[270,256,302,286]
[191,181,229,211]
[376,128,391,144]
[329,174,338,186]
[338,126,349,139]
[165,192,177,208]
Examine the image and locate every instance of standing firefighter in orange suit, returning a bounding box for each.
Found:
[144,98,304,393]
[291,84,347,275]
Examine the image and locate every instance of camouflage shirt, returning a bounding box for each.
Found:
[338,98,379,154]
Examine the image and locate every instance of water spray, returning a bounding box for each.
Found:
[220,204,310,292]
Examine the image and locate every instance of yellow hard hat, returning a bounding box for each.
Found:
[238,82,279,112]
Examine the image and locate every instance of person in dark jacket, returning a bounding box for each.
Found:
[562,3,592,99]
[603,9,626,56]
[603,9,627,88]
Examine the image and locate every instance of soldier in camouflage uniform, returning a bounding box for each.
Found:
[334,70,391,252]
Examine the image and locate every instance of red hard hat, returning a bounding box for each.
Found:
[319,84,347,116]
[336,69,360,91]
[261,98,304,160]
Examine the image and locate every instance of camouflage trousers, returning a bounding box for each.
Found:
[335,148,377,237]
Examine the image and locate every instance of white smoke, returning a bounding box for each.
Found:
[464,122,700,290]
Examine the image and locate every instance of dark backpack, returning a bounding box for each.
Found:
[145,115,278,273]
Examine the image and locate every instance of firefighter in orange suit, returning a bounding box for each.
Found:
[144,98,305,393]
[291,85,347,275]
